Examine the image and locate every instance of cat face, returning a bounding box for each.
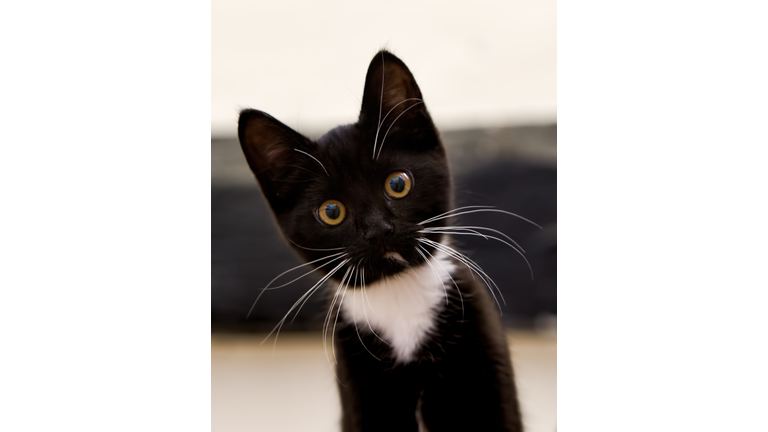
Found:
[239,51,450,283]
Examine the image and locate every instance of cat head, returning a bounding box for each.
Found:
[238,50,450,283]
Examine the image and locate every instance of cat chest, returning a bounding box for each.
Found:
[339,252,456,364]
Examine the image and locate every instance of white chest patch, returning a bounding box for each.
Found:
[340,250,456,364]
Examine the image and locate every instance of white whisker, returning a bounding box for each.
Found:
[372,51,385,159]
[419,208,542,229]
[373,97,423,160]
[290,259,350,324]
[261,252,346,291]
[323,270,347,362]
[420,230,533,279]
[418,244,464,321]
[323,266,352,386]
[331,273,350,364]
[360,267,390,346]
[419,239,501,301]
[420,225,526,253]
[418,238,505,314]
[293,149,329,177]
[247,252,347,318]
[287,238,346,251]
[415,246,449,306]
[417,206,496,225]
[352,271,383,361]
[261,258,349,349]
[376,100,424,160]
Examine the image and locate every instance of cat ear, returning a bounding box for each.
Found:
[238,109,315,211]
[238,109,311,176]
[359,50,428,128]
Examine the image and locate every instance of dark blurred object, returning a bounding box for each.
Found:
[212,125,556,332]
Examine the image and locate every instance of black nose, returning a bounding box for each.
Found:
[365,221,394,243]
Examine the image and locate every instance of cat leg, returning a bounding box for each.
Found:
[335,329,423,432]
[338,379,421,432]
[419,352,523,432]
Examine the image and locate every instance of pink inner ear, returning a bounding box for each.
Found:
[239,109,311,176]
[374,60,425,129]
[264,141,289,162]
[359,50,427,128]
[383,86,410,112]
[252,138,300,173]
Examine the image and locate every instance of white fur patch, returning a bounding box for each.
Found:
[340,250,456,364]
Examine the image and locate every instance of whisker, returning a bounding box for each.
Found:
[323,266,352,386]
[259,254,347,292]
[325,259,361,350]
[331,272,350,364]
[247,252,347,318]
[287,238,346,252]
[280,259,349,330]
[261,252,346,290]
[417,206,496,226]
[419,239,503,303]
[372,51,385,159]
[420,208,542,229]
[323,268,348,366]
[290,260,350,324]
[418,245,464,321]
[261,258,349,348]
[352,271,382,361]
[360,267,390,346]
[376,100,424,160]
[275,164,324,179]
[415,246,449,306]
[420,225,526,253]
[293,149,329,177]
[373,97,423,160]
[418,238,505,314]
[420,230,534,280]
[270,261,349,352]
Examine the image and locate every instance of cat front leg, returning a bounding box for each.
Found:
[335,327,423,432]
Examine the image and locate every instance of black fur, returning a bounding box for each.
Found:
[238,50,523,431]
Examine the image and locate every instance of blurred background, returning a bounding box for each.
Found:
[211,0,556,431]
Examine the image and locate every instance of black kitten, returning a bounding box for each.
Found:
[239,50,524,432]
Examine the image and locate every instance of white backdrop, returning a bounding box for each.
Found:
[212,0,556,137]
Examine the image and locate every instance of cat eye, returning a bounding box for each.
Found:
[318,200,346,226]
[385,172,412,198]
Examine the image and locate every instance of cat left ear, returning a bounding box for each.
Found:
[359,50,429,129]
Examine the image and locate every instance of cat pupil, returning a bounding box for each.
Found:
[325,203,340,219]
[390,176,405,193]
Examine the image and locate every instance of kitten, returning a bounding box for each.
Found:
[239,50,524,432]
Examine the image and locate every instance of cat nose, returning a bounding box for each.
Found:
[365,221,394,243]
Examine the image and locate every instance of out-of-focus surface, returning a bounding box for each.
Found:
[211,0,557,136]
[211,331,556,432]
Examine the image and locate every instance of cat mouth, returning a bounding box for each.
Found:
[383,251,407,263]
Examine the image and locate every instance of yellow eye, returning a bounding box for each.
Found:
[385,172,412,198]
[318,200,346,226]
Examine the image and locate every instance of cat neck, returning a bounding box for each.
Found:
[339,248,456,364]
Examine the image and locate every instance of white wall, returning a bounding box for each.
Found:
[212,0,556,137]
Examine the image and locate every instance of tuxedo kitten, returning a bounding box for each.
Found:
[239,50,527,432]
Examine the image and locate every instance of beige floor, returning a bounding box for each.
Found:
[212,331,556,432]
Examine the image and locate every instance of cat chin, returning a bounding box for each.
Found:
[368,256,411,281]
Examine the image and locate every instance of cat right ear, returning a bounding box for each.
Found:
[238,109,310,177]
[238,109,315,211]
